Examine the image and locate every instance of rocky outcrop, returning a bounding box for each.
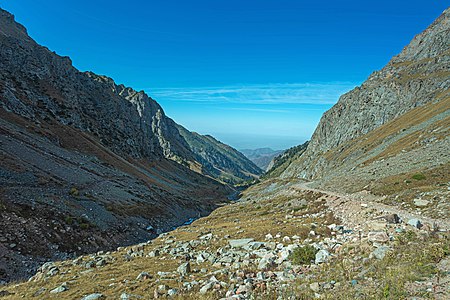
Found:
[280,8,450,181]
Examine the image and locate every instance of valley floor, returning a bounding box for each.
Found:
[1,179,449,299]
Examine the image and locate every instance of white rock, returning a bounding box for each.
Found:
[413,199,430,207]
[229,238,254,248]
[315,249,330,264]
[50,283,68,293]
[81,293,104,300]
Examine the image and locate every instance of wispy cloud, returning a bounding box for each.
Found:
[222,107,292,113]
[146,82,357,105]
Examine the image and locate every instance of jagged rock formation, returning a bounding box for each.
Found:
[176,125,262,184]
[240,148,284,171]
[0,8,256,282]
[280,8,450,190]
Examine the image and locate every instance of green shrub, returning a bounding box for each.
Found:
[292,205,307,212]
[79,223,90,230]
[411,173,426,180]
[69,187,79,196]
[289,245,318,264]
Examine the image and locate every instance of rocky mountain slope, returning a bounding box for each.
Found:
[280,7,450,193]
[0,8,258,282]
[176,126,262,184]
[240,148,284,171]
[263,142,309,179]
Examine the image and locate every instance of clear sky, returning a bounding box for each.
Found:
[1,1,447,150]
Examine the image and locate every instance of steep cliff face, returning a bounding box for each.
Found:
[281,8,450,181]
[0,8,251,282]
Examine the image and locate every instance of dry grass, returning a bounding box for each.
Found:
[322,96,450,167]
[1,188,335,299]
[2,179,449,299]
[302,230,450,300]
[370,164,449,197]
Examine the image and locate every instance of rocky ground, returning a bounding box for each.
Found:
[1,179,448,299]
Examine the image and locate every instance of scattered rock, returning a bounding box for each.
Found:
[383,214,401,224]
[229,239,254,248]
[315,249,330,264]
[120,293,130,300]
[200,233,213,240]
[407,218,422,228]
[120,292,143,299]
[370,246,391,260]
[258,256,276,270]
[310,282,320,292]
[148,250,160,257]
[413,199,430,207]
[200,282,214,294]
[136,272,152,281]
[157,285,169,294]
[81,293,104,300]
[367,231,389,243]
[177,262,191,276]
[50,282,68,293]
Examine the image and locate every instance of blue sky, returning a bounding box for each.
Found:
[1,1,447,149]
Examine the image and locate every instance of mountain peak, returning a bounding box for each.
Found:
[277,8,449,184]
[0,8,29,40]
[391,7,449,64]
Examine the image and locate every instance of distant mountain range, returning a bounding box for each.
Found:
[240,147,284,171]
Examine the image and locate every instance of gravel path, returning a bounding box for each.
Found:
[293,182,450,231]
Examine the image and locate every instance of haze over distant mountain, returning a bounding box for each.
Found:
[240,148,284,171]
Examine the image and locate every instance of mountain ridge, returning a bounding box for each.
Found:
[278,7,449,183]
[240,148,284,171]
[0,7,257,282]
